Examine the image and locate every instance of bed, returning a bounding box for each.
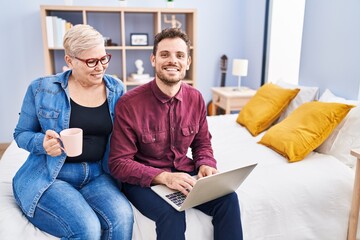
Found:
[1,84,360,240]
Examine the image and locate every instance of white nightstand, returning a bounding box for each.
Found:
[348,148,360,240]
[210,87,256,116]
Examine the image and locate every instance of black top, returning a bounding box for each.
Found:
[66,99,112,163]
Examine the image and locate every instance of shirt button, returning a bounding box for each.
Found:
[152,138,156,142]
[190,130,194,133]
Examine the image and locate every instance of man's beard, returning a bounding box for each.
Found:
[156,72,184,87]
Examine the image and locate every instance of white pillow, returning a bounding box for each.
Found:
[316,89,360,168]
[319,88,359,105]
[276,81,319,122]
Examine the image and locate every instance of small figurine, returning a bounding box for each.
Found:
[129,59,150,82]
[135,59,144,75]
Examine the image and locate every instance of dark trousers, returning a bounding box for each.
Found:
[123,183,243,240]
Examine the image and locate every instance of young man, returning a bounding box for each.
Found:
[109,28,243,240]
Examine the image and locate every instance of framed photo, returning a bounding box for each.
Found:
[130,33,149,46]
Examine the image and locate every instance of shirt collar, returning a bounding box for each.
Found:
[53,70,71,89]
[150,79,184,103]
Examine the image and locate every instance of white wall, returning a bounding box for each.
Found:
[265,0,306,84]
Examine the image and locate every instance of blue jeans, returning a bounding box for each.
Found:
[27,162,133,240]
[124,183,243,240]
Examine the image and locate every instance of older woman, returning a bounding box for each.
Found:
[13,24,133,239]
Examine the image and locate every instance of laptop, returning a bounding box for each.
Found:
[151,163,257,211]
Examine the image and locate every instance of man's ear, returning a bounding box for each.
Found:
[186,56,192,70]
[150,54,155,67]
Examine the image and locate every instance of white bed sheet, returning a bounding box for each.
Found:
[0,114,358,240]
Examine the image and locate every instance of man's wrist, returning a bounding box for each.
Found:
[152,171,167,185]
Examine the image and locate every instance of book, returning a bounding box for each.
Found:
[55,18,66,48]
[46,16,73,48]
[45,16,55,48]
[51,16,59,48]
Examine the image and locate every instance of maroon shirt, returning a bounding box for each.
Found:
[109,80,217,187]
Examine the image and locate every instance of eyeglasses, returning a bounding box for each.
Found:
[74,53,112,68]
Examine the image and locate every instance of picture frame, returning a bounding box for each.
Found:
[130,33,149,46]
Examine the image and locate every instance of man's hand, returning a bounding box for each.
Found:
[197,165,219,179]
[153,172,197,196]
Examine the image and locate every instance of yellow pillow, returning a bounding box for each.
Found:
[236,83,300,136]
[258,101,354,162]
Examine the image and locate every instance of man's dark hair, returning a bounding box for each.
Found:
[153,28,191,56]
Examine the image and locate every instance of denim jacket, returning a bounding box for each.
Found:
[12,70,124,217]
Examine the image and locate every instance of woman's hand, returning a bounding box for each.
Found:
[43,130,62,157]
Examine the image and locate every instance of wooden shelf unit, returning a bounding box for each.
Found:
[40,5,197,91]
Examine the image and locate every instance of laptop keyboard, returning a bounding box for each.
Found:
[165,191,187,207]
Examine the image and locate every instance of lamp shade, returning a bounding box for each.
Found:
[232,59,248,77]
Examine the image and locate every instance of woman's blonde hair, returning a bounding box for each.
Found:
[63,24,104,57]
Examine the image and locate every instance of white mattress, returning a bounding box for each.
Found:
[0,114,358,240]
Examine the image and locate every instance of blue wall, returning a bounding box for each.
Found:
[0,0,266,142]
[0,0,358,142]
[300,0,360,99]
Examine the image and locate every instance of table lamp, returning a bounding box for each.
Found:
[232,59,248,91]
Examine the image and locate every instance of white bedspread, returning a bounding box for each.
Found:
[0,114,358,240]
